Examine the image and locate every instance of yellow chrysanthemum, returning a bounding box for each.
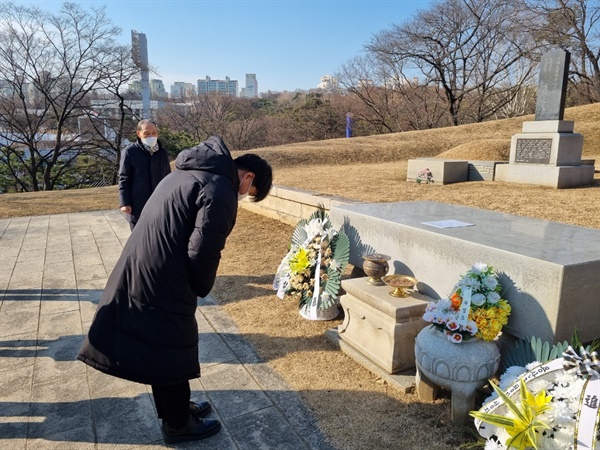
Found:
[289,247,311,274]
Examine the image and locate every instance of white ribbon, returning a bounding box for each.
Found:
[456,287,471,326]
[576,377,599,450]
[312,237,323,305]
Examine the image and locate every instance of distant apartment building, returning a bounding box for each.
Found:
[170,82,196,99]
[150,79,167,99]
[317,75,340,91]
[129,80,141,95]
[240,74,258,98]
[197,76,238,96]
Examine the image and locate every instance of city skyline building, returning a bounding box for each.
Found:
[197,76,238,96]
[240,74,258,98]
[150,79,166,99]
[131,30,150,119]
[170,81,196,99]
[317,74,340,92]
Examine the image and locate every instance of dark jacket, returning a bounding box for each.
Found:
[78,136,239,385]
[118,138,171,224]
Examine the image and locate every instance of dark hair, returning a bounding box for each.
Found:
[234,153,273,202]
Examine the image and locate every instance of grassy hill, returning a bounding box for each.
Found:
[232,103,600,166]
[1,103,599,228]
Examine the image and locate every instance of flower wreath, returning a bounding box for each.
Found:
[423,262,511,343]
[471,346,600,450]
[273,208,350,311]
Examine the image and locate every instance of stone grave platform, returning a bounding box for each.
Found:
[407,158,468,184]
[330,201,600,344]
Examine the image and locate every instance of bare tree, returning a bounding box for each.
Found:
[0,2,124,191]
[527,0,600,103]
[158,96,209,143]
[365,0,540,126]
[337,54,406,133]
[86,44,139,185]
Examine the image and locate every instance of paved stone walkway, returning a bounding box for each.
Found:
[0,211,334,449]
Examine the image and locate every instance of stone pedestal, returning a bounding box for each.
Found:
[415,326,501,426]
[495,120,594,188]
[337,277,431,374]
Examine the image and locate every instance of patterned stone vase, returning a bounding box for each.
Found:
[414,326,500,426]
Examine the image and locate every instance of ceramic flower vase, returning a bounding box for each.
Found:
[414,326,500,426]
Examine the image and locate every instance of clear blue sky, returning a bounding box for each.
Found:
[25,1,431,93]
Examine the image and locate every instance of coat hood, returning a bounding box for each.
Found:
[175,136,237,185]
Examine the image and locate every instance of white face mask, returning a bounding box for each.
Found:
[141,136,158,148]
[238,179,253,201]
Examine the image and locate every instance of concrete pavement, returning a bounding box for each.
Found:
[0,210,335,449]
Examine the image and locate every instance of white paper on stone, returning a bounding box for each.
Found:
[422,220,474,229]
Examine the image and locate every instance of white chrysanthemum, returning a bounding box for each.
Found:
[484,437,505,450]
[548,399,575,427]
[471,262,488,274]
[495,428,510,447]
[471,293,486,306]
[553,369,579,386]
[483,275,498,290]
[539,430,574,450]
[527,378,550,394]
[525,361,543,370]
[553,376,586,405]
[498,366,527,390]
[552,426,575,449]
[487,291,501,304]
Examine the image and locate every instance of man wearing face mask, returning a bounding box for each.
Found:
[78,136,272,444]
[119,119,171,230]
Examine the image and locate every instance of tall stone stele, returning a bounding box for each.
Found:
[495,50,594,188]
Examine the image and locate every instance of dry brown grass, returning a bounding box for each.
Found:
[1,103,599,449]
[232,103,600,167]
[215,208,473,449]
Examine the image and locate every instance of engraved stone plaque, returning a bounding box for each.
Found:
[535,50,570,121]
[515,139,552,164]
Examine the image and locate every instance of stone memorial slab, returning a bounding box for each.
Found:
[535,50,570,121]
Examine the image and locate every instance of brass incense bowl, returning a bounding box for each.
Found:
[382,274,418,298]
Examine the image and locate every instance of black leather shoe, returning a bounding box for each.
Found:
[189,401,211,418]
[161,416,221,444]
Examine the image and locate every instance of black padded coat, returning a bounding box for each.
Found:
[118,138,171,225]
[78,136,238,385]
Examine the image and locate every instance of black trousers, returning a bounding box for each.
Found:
[151,380,190,429]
